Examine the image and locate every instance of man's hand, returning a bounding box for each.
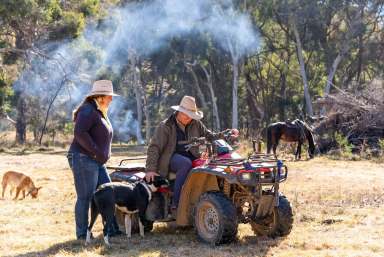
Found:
[230,128,239,137]
[200,151,209,159]
[145,171,160,183]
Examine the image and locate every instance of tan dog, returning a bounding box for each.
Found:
[1,171,42,200]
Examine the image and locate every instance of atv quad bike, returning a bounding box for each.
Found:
[108,133,293,245]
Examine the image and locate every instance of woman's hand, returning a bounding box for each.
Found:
[145,171,160,183]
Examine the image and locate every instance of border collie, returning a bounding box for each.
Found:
[86,177,169,246]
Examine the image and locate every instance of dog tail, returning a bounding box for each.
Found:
[88,198,98,232]
[1,173,8,199]
[1,173,7,186]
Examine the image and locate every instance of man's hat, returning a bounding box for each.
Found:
[171,96,203,120]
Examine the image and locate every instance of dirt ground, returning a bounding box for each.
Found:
[0,152,383,257]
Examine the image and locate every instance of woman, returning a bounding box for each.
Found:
[67,80,120,240]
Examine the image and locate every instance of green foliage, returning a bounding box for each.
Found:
[334,132,353,155]
[63,122,74,135]
[45,0,63,22]
[49,11,85,39]
[0,71,14,113]
[379,139,384,153]
[2,45,18,65]
[80,0,100,17]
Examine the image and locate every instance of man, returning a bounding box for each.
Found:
[145,95,235,215]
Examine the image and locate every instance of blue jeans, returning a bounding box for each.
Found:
[170,153,193,208]
[67,151,112,238]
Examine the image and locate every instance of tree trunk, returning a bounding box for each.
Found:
[356,33,363,83]
[321,48,348,115]
[232,58,239,129]
[322,6,362,114]
[324,53,343,96]
[16,95,27,144]
[185,63,208,112]
[200,64,220,130]
[293,22,313,117]
[143,92,151,144]
[140,66,151,144]
[39,78,66,145]
[129,54,144,145]
[244,64,264,128]
[279,72,287,121]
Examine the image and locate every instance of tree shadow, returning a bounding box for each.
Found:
[235,235,285,257]
[6,228,286,257]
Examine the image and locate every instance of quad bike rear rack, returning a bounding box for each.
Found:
[107,156,147,183]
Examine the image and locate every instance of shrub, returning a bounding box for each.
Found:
[334,132,353,159]
[379,139,384,156]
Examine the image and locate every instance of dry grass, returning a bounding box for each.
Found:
[0,152,383,257]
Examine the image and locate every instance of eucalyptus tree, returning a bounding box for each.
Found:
[0,0,99,144]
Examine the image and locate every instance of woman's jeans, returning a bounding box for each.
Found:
[67,151,113,238]
[169,153,193,208]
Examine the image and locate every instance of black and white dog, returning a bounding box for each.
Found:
[86,176,169,246]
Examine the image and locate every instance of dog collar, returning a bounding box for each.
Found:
[139,182,152,202]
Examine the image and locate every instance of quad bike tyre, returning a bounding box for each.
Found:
[194,191,238,245]
[251,194,293,237]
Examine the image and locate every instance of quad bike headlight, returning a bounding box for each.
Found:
[240,172,252,180]
[237,171,258,185]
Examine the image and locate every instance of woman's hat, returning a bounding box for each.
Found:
[171,96,204,120]
[87,80,119,97]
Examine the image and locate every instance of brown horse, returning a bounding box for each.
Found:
[266,119,316,160]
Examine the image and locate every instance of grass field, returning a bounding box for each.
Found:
[0,151,383,257]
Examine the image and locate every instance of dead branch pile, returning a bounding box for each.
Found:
[313,81,384,152]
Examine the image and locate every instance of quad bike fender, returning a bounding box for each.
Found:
[176,171,220,226]
[192,167,238,183]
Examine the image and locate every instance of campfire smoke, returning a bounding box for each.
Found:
[12,0,260,142]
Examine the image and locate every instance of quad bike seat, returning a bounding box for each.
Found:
[107,162,146,183]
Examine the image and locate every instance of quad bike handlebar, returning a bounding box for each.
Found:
[181,129,239,152]
[181,137,207,151]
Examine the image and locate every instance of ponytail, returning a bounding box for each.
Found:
[72,95,103,121]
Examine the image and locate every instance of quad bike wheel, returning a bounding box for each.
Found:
[194,192,238,245]
[251,194,293,237]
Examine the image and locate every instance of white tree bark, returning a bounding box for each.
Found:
[225,35,240,129]
[185,62,208,111]
[0,113,16,124]
[231,58,239,129]
[292,21,314,116]
[324,53,343,96]
[200,64,220,130]
[129,54,144,144]
[143,92,151,144]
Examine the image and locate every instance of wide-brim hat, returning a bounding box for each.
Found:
[171,95,203,120]
[87,80,119,97]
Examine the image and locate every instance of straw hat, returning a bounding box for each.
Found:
[87,80,119,97]
[171,96,203,120]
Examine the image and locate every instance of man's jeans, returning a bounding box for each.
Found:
[67,151,112,238]
[170,153,193,208]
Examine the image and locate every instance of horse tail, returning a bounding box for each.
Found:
[303,122,316,156]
